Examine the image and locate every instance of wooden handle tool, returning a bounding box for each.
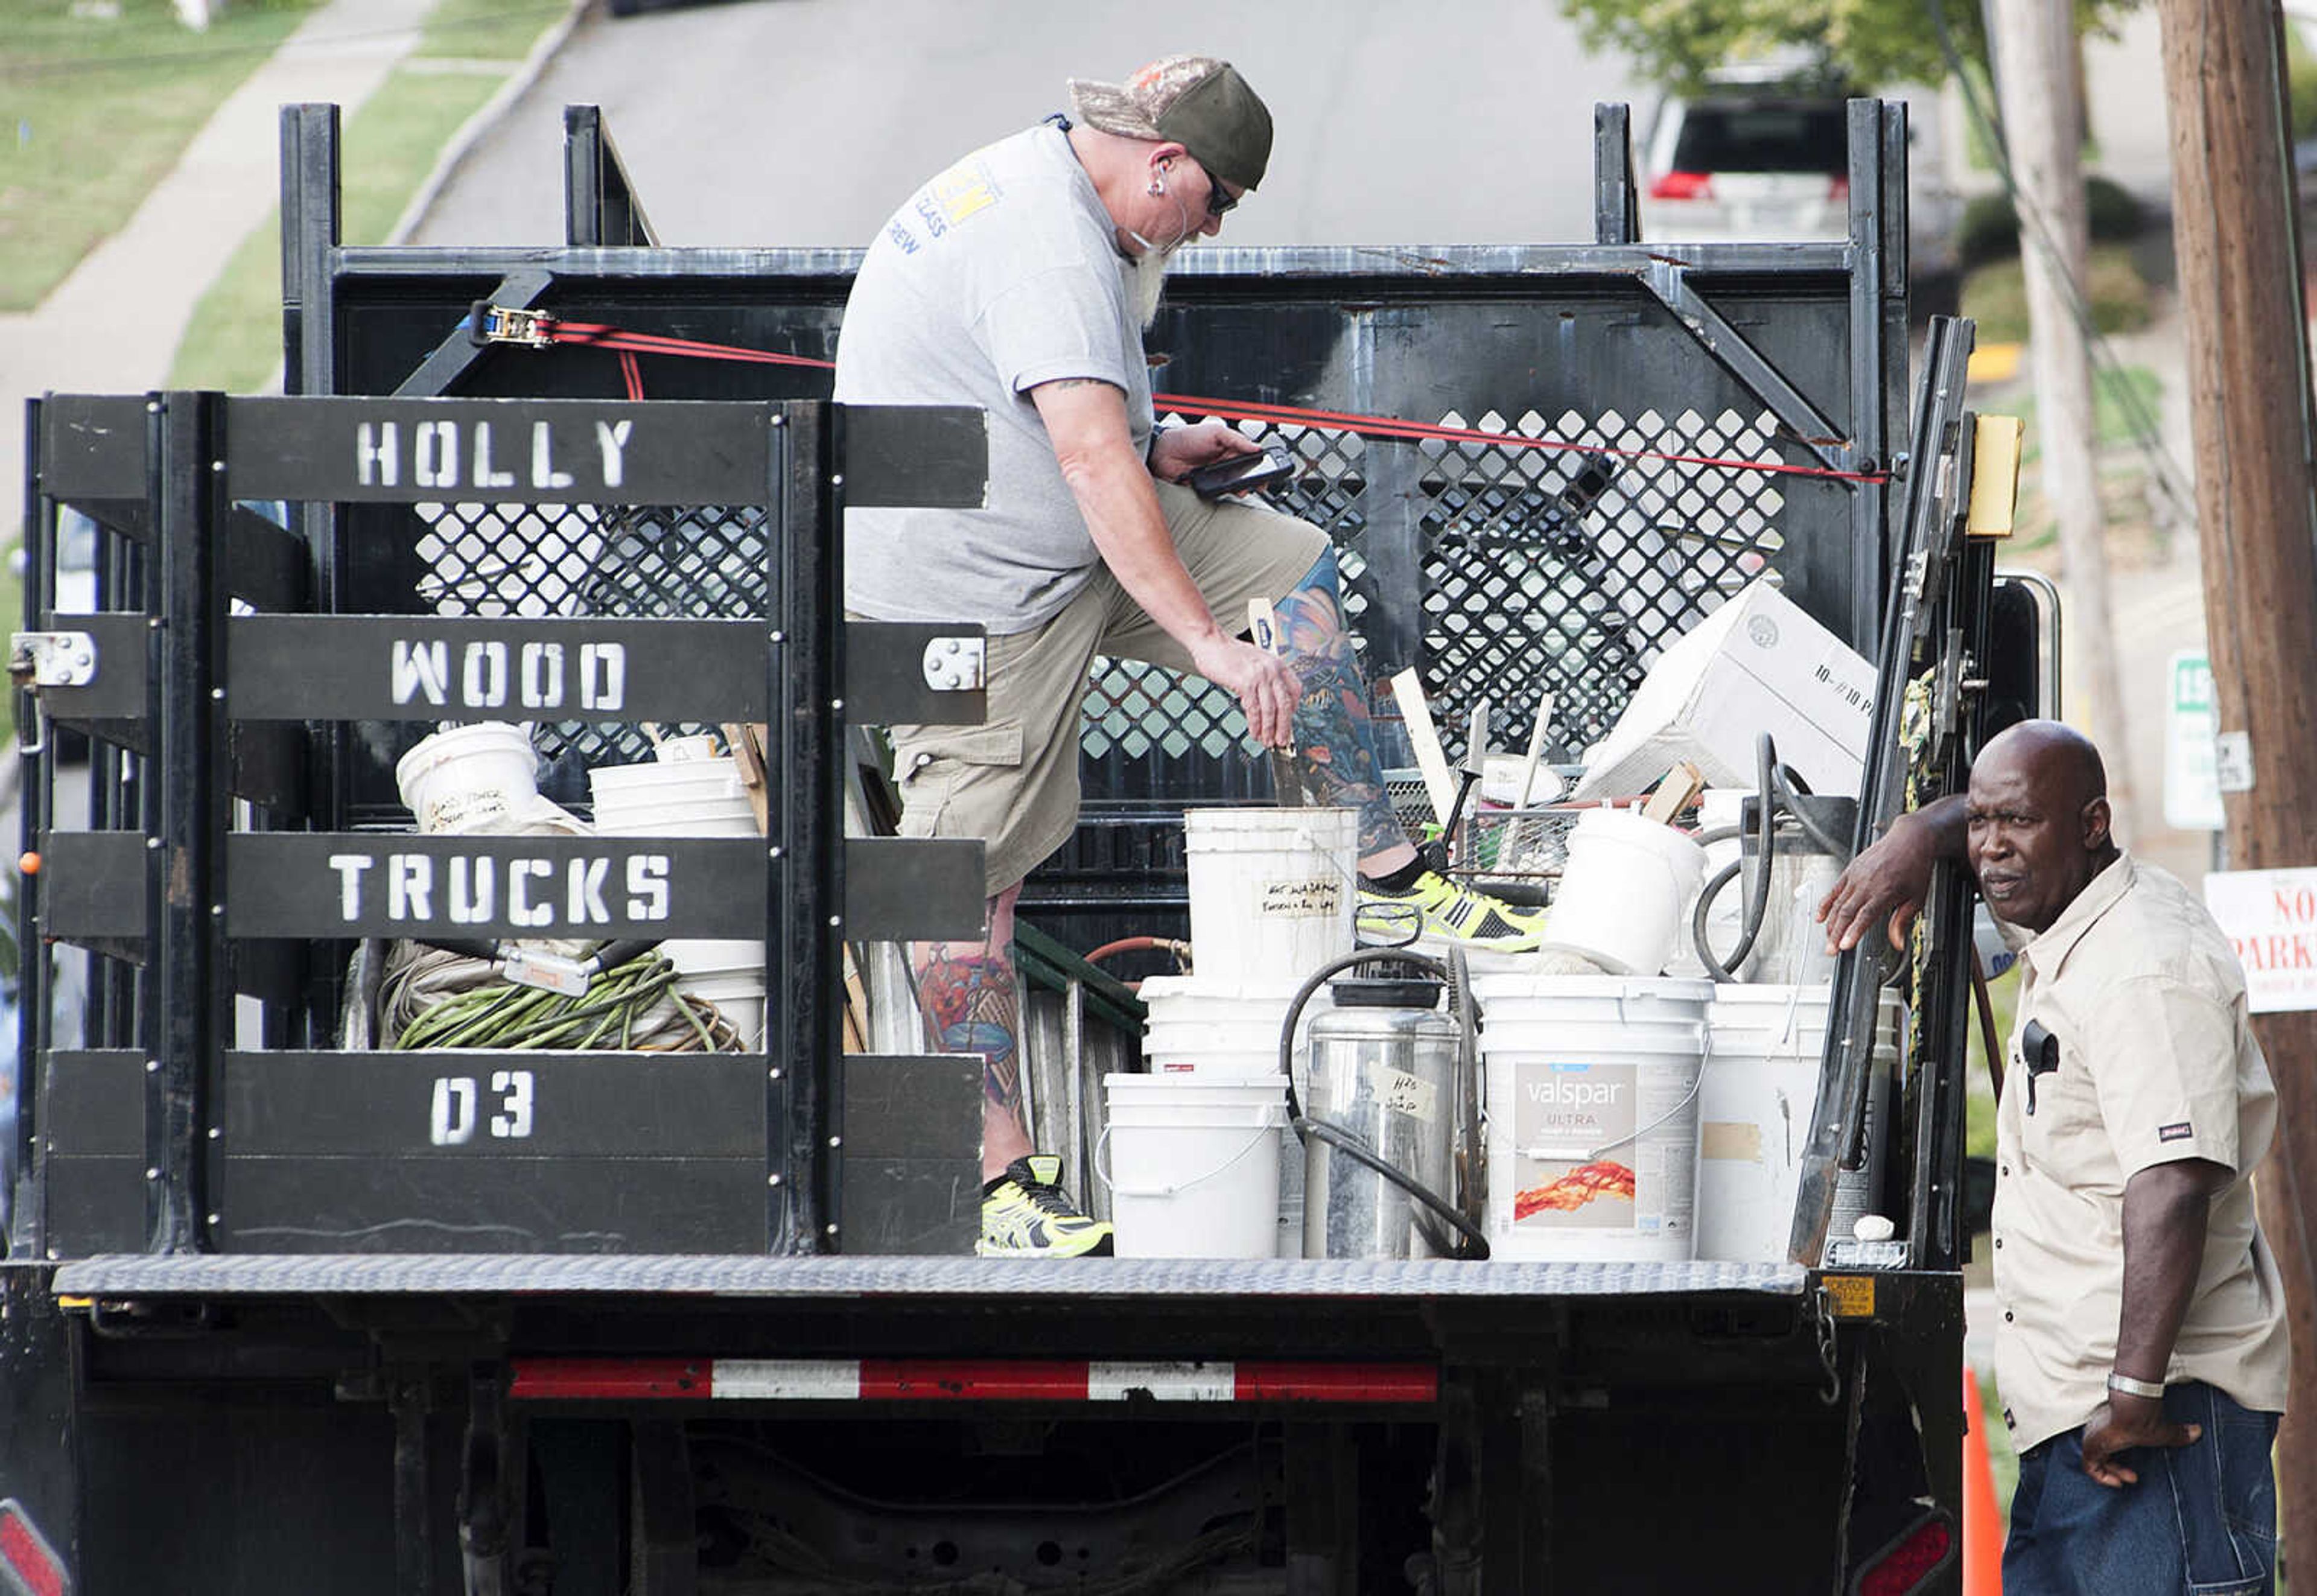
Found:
[1246,599,1303,806]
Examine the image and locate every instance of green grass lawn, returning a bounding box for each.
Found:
[1960,243,2154,347]
[417,0,569,60]
[0,0,320,311]
[169,0,573,392]
[1999,363,2164,461]
[171,67,507,390]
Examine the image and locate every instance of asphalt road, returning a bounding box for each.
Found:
[412,0,1650,250]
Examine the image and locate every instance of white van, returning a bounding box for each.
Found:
[1639,79,1964,304]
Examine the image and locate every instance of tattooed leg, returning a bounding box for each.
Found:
[913,884,1031,1177]
[1272,548,1419,875]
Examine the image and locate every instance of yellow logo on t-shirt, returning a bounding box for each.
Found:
[923,161,1001,230]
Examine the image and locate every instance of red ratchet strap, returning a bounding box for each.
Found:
[468,303,1890,485]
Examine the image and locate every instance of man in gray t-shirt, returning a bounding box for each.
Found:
[839,56,1546,1257]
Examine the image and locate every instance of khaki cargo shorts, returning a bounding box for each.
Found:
[885,482,1329,898]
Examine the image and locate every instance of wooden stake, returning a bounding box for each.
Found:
[1389,669,1458,830]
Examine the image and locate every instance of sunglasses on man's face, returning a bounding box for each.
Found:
[1198,163,1241,219]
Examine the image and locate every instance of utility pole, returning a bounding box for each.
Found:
[2156,0,2317,1561]
[1986,0,2140,832]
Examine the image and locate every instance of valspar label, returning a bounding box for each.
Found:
[1511,1061,1641,1231]
[1505,1056,1697,1236]
[1259,878,1343,919]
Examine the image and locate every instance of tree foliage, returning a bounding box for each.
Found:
[1557,0,2131,94]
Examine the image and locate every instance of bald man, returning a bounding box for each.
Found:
[1822,720,2289,1594]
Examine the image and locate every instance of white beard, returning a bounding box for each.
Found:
[1130,242,1175,331]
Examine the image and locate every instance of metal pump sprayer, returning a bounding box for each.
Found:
[1279,949,1488,1261]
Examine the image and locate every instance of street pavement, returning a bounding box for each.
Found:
[409,0,1650,250]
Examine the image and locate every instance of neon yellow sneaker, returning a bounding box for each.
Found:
[980,1156,1115,1258]
[1356,869,1549,956]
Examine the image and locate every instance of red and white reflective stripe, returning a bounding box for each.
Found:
[0,1499,68,1596]
[509,1357,1435,1405]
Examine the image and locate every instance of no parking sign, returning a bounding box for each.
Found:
[2203,869,2317,1013]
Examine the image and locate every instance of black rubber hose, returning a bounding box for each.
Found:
[1277,948,1490,1260]
[1770,760,1849,858]
[1689,734,1781,983]
[1691,857,1753,984]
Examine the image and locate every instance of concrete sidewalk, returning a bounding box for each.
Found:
[0,0,438,539]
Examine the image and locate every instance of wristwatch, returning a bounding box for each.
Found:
[2106,1371,2167,1400]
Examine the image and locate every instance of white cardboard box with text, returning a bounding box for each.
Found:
[1572,579,1874,801]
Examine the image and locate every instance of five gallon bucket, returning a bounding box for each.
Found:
[1137,975,1330,1078]
[1696,985,1905,1264]
[1135,975,1332,1256]
[590,757,760,836]
[396,722,542,835]
[589,755,766,1049]
[1475,976,1712,1262]
[1184,807,1358,987]
[1539,809,1706,976]
[1101,1075,1286,1260]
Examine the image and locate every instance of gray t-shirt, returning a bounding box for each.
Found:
[836,122,1154,633]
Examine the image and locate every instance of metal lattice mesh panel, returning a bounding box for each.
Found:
[1420,406,1784,765]
[407,405,1789,787]
[1080,407,1788,784]
[415,500,764,766]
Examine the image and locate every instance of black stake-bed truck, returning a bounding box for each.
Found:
[0,102,2038,1593]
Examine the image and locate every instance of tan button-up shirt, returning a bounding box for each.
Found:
[1992,854,2290,1451]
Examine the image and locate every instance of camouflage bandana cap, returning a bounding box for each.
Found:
[1066,54,1274,191]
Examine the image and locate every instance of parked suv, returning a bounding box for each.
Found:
[1640,83,1962,308]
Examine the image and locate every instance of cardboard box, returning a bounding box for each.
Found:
[1571,579,1875,800]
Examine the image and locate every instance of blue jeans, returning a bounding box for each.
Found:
[2004,1381,2280,1596]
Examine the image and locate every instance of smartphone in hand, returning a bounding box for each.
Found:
[1185,446,1295,499]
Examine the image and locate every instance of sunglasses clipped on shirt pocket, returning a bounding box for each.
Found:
[2020,1017,2061,1114]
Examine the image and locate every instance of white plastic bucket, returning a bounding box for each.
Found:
[1136,975,1332,1078]
[1101,1075,1286,1259]
[592,798,760,836]
[1475,975,1712,1262]
[590,758,761,839]
[1695,985,1905,1263]
[589,757,755,814]
[1183,807,1358,988]
[1136,976,1335,1257]
[1668,789,1748,980]
[651,733,725,765]
[678,965,767,1051]
[590,757,766,1049]
[1540,809,1707,976]
[396,723,541,835]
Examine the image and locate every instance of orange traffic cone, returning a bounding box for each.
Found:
[1962,1367,2005,1595]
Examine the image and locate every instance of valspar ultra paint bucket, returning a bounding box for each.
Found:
[1539,809,1707,977]
[1183,807,1358,988]
[1099,1075,1286,1260]
[1696,985,1905,1264]
[1475,976,1712,1262]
